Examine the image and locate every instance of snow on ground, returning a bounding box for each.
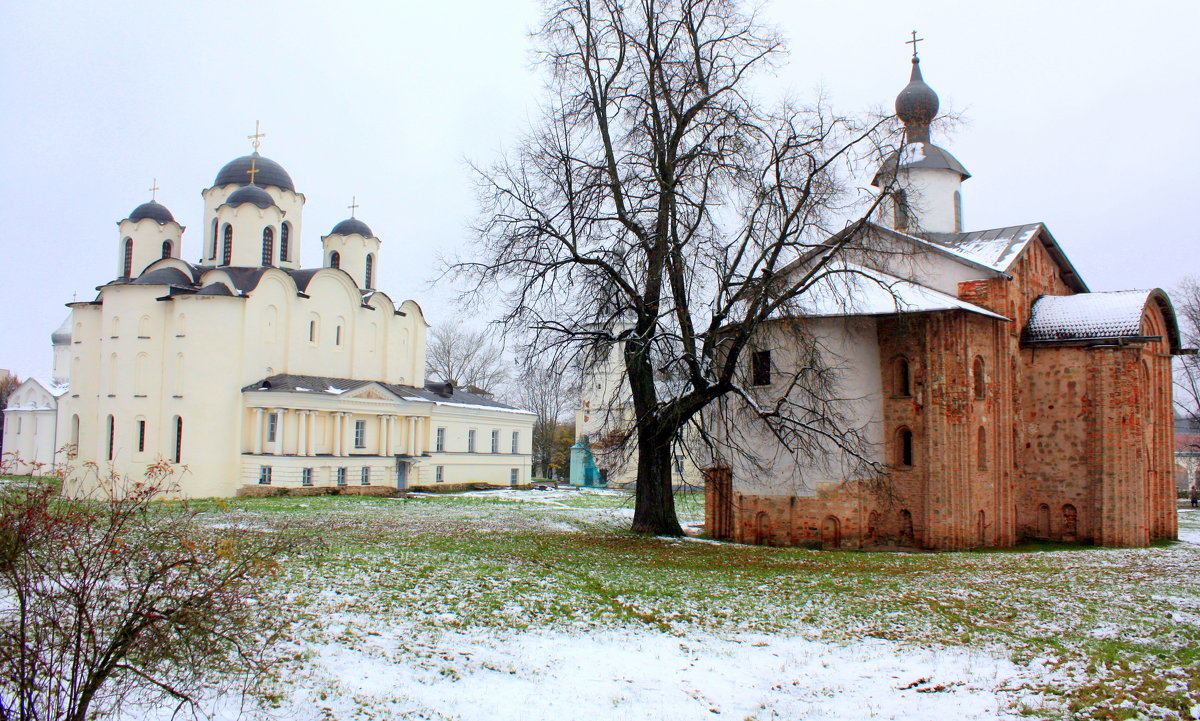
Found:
[1179,508,1200,546]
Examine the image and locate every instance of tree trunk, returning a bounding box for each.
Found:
[630,425,683,536]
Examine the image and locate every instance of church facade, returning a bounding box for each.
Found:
[11,148,533,497]
[704,54,1181,550]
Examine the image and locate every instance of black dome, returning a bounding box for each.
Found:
[225,184,276,209]
[128,200,175,224]
[896,58,939,141]
[330,218,374,237]
[214,153,295,192]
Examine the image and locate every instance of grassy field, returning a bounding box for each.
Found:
[6,479,1199,719]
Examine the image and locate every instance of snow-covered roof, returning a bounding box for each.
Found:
[786,262,1008,320]
[920,224,1088,293]
[1024,290,1158,345]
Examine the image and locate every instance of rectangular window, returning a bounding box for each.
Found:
[675,455,685,475]
[267,412,278,443]
[337,467,347,486]
[751,350,772,386]
[435,465,444,482]
[258,466,272,485]
[354,420,366,449]
[301,468,313,486]
[436,427,446,452]
[137,420,146,453]
[510,468,519,485]
[467,429,476,453]
[511,431,519,454]
[491,430,499,453]
[361,466,370,485]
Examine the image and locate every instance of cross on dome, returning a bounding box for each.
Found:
[348,196,359,218]
[148,178,159,201]
[248,120,266,153]
[905,30,923,60]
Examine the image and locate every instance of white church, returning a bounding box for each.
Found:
[2,144,534,497]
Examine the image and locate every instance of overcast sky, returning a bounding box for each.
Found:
[2,0,1197,381]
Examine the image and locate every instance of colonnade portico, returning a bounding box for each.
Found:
[248,406,430,457]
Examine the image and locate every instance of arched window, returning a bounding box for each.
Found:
[261,227,274,266]
[898,509,914,545]
[222,225,233,265]
[977,509,986,545]
[893,190,909,232]
[280,222,290,262]
[210,219,219,260]
[161,240,172,258]
[1037,503,1051,538]
[329,251,341,269]
[896,427,914,467]
[173,416,183,463]
[895,357,911,397]
[953,190,963,232]
[309,320,317,343]
[973,356,986,400]
[122,238,133,277]
[365,253,375,290]
[977,426,987,470]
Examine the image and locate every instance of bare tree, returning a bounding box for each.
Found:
[512,362,576,477]
[1175,276,1200,420]
[0,461,298,721]
[450,0,897,534]
[424,320,510,395]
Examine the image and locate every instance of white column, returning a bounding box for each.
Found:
[408,417,417,455]
[380,415,391,456]
[310,412,317,455]
[297,410,309,456]
[342,414,353,456]
[253,408,264,455]
[332,413,342,457]
[275,408,287,455]
[388,415,397,455]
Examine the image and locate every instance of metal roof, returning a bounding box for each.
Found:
[241,373,527,413]
[214,153,295,192]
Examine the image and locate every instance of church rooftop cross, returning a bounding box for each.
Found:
[148,178,159,201]
[348,196,359,218]
[248,120,266,153]
[906,30,924,59]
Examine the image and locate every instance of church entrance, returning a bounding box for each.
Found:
[395,458,409,490]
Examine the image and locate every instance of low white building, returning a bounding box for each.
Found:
[2,378,65,475]
[7,147,533,496]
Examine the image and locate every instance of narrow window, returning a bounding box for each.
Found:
[511,431,519,454]
[222,225,233,265]
[675,455,685,475]
[491,429,499,453]
[211,219,218,259]
[137,419,146,453]
[435,465,444,482]
[467,429,476,453]
[174,416,183,463]
[335,325,343,346]
[261,227,274,266]
[258,466,272,485]
[894,190,909,232]
[354,420,366,449]
[751,350,771,386]
[361,466,370,485]
[510,468,519,485]
[329,251,341,269]
[954,190,963,232]
[896,357,911,397]
[897,427,913,467]
[337,467,347,486]
[973,356,986,400]
[122,238,133,277]
[280,222,290,262]
[301,467,313,486]
[309,320,317,342]
[365,253,375,290]
[107,415,115,460]
[267,412,278,443]
[977,426,987,471]
[436,427,446,452]
[161,240,172,258]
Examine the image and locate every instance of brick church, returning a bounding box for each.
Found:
[705,52,1182,551]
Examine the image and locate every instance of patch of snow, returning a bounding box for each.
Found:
[324,386,346,395]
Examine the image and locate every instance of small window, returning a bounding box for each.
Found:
[973,356,986,400]
[436,427,446,452]
[280,222,290,262]
[309,320,317,343]
[335,325,343,346]
[751,350,771,386]
[675,455,685,475]
[894,189,909,232]
[174,416,183,463]
[161,240,172,259]
[137,419,146,453]
[261,227,275,266]
[897,427,913,467]
[435,465,444,482]
[301,467,313,486]
[210,219,219,259]
[354,420,366,449]
[222,225,233,266]
[954,190,963,232]
[267,412,278,443]
[329,251,341,269]
[491,430,499,453]
[122,238,133,278]
[336,467,347,486]
[467,429,476,453]
[510,468,519,485]
[365,253,375,290]
[511,431,519,454]
[258,466,272,485]
[107,415,115,461]
[895,357,911,397]
[361,466,370,485]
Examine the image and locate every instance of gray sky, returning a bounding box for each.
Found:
[2,0,1197,381]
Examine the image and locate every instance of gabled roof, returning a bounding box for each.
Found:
[241,374,531,414]
[1023,289,1181,352]
[920,223,1089,293]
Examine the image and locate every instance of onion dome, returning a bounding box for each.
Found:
[214,153,295,191]
[330,218,374,237]
[51,314,72,346]
[128,200,175,224]
[224,184,276,209]
[896,57,939,143]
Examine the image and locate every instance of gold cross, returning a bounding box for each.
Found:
[247,156,260,185]
[148,177,159,201]
[906,30,923,59]
[348,196,359,218]
[248,120,266,153]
